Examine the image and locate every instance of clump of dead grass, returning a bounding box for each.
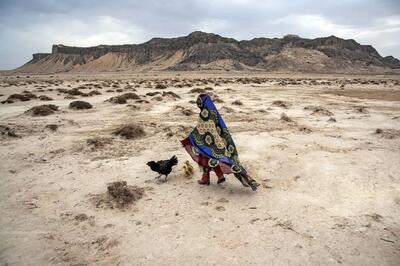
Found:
[113,124,145,139]
[280,112,293,122]
[272,100,289,108]
[232,100,243,106]
[25,104,59,116]
[107,93,140,104]
[86,137,113,150]
[69,101,93,109]
[375,128,400,139]
[304,106,333,116]
[91,181,145,209]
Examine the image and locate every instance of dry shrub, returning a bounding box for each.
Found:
[155,83,167,89]
[39,95,53,101]
[182,109,195,116]
[355,106,368,114]
[272,100,289,108]
[0,125,20,138]
[69,101,93,109]
[88,90,102,96]
[280,113,293,122]
[45,124,59,131]
[298,126,312,133]
[108,93,140,104]
[2,92,37,103]
[232,100,243,106]
[304,106,333,116]
[135,99,150,104]
[375,129,400,139]
[146,91,160,96]
[86,137,113,150]
[213,95,224,103]
[189,88,206,94]
[113,123,145,139]
[64,96,77,100]
[220,106,235,113]
[92,181,145,209]
[152,96,163,101]
[162,91,181,99]
[26,104,59,116]
[67,88,84,95]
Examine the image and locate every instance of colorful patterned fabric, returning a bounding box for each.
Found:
[181,94,258,191]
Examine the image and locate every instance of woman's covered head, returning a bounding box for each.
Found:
[196,94,211,109]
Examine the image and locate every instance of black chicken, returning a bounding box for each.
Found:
[146,155,178,181]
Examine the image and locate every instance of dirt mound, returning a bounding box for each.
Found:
[355,106,368,114]
[38,95,53,101]
[375,129,400,139]
[64,95,77,100]
[146,91,161,97]
[220,106,235,113]
[25,104,59,116]
[173,105,195,116]
[88,90,102,96]
[325,89,400,101]
[113,124,145,139]
[152,96,163,101]
[182,109,195,116]
[189,88,206,94]
[213,95,224,103]
[107,93,140,104]
[304,105,333,116]
[66,88,84,96]
[162,91,181,99]
[92,181,145,209]
[45,124,59,131]
[273,100,290,108]
[1,92,37,104]
[155,84,167,89]
[86,137,113,150]
[280,112,293,122]
[69,101,93,109]
[232,100,243,106]
[0,125,20,138]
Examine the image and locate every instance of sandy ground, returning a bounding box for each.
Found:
[0,73,399,266]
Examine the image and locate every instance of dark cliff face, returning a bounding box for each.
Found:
[22,31,400,73]
[31,53,51,62]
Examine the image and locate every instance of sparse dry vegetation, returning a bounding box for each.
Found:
[1,74,399,266]
[25,104,59,116]
[113,123,145,139]
[69,100,93,109]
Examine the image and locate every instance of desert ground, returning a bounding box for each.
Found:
[0,73,399,265]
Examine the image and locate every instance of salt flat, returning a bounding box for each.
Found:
[0,73,399,265]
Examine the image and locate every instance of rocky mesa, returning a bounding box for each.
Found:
[13,31,400,74]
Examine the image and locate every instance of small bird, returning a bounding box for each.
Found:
[147,155,178,181]
[182,160,194,178]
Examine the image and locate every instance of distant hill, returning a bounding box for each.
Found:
[12,31,400,74]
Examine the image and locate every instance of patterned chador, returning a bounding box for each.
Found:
[181,94,258,191]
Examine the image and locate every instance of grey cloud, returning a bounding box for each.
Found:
[1,0,399,69]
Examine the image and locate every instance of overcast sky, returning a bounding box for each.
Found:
[0,0,399,69]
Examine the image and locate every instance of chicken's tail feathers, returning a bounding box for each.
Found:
[170,155,178,166]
